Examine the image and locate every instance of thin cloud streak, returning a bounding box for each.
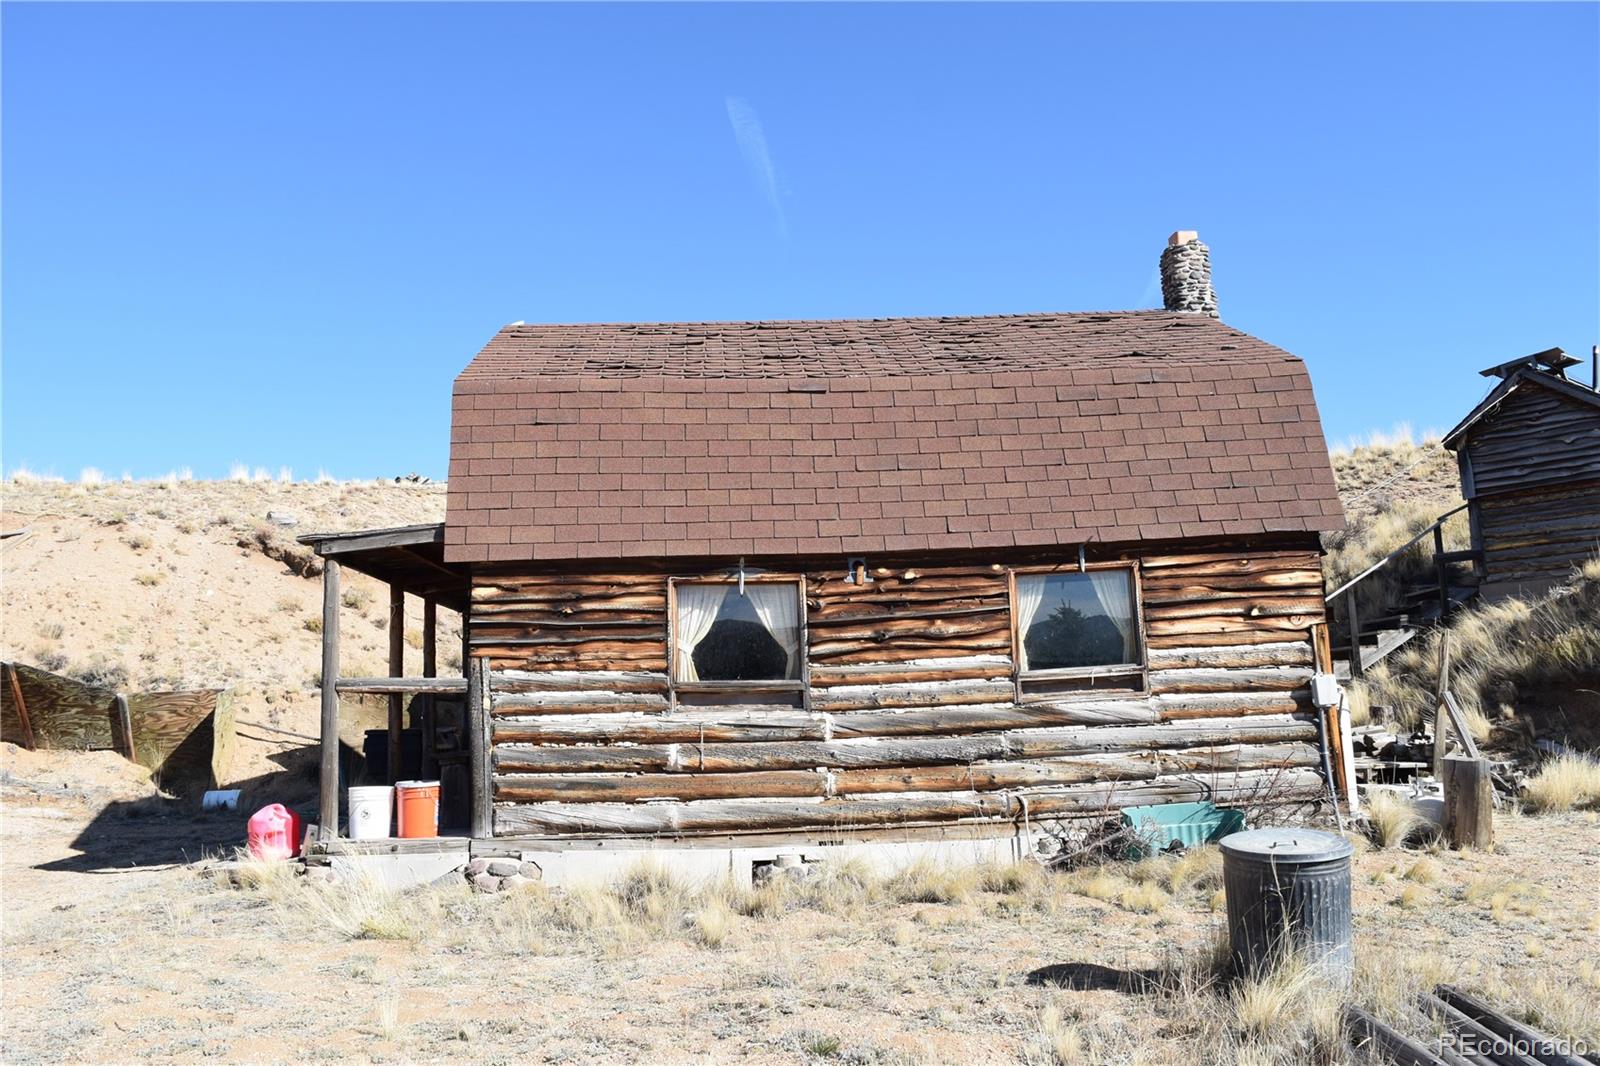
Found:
[725,95,787,240]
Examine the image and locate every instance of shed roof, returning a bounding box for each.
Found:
[1441,367,1600,450]
[446,310,1344,564]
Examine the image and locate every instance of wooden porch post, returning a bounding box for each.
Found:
[318,558,341,841]
[388,584,405,785]
[422,598,437,679]
[469,655,490,838]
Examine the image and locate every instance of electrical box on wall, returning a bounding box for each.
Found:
[1310,673,1341,708]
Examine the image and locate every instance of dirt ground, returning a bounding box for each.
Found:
[2,748,1596,1066]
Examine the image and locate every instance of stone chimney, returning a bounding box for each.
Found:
[1160,231,1218,317]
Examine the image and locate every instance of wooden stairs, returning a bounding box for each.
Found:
[1327,507,1483,679]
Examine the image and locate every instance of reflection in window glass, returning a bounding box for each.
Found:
[1015,570,1138,672]
[674,583,801,682]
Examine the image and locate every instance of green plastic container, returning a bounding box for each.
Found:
[1121,801,1245,857]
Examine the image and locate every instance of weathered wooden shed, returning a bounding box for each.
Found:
[1442,348,1600,600]
[305,234,1350,873]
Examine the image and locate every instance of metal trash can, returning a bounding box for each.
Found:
[1220,828,1353,985]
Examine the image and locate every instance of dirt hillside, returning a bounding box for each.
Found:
[1,478,456,784]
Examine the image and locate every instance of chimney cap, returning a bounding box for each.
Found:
[1168,230,1200,247]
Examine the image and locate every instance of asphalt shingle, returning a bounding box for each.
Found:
[445,311,1343,563]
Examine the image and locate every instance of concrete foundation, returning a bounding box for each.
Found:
[313,829,1038,891]
[328,846,469,890]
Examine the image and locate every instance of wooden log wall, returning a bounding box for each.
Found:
[1475,479,1600,596]
[1463,384,1600,498]
[470,542,1331,841]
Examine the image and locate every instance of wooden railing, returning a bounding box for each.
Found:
[1326,503,1477,677]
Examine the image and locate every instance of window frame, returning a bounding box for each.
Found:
[1007,562,1148,702]
[665,574,810,709]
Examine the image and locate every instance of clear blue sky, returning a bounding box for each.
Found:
[4,2,1597,481]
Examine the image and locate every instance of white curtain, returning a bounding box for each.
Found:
[1014,575,1048,672]
[673,584,728,681]
[745,583,801,678]
[1088,570,1136,663]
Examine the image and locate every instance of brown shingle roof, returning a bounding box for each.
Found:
[445,311,1343,563]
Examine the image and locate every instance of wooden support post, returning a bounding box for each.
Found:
[1347,596,1364,679]
[387,584,405,786]
[318,558,342,842]
[1442,755,1493,850]
[1432,633,1452,780]
[468,655,490,839]
[4,662,37,751]
[1310,623,1348,800]
[112,693,135,763]
[1433,524,1449,619]
[422,598,437,680]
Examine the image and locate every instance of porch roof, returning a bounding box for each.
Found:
[296,523,470,612]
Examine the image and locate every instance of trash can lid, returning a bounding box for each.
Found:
[1219,828,1353,863]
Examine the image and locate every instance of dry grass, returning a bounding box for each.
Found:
[10,799,1600,1064]
[887,859,980,904]
[1364,559,1600,731]
[1035,1003,1088,1064]
[1345,680,1373,727]
[1522,753,1600,812]
[1364,790,1427,849]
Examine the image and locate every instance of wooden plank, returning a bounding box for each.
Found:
[492,744,1321,804]
[0,664,116,750]
[319,558,342,842]
[1148,666,1313,695]
[1147,641,1314,671]
[335,677,469,695]
[1344,1006,1451,1066]
[1442,692,1480,759]
[4,662,36,750]
[810,678,1014,712]
[1434,985,1589,1066]
[305,523,444,555]
[1433,634,1452,780]
[491,768,1323,837]
[490,669,669,694]
[1419,992,1541,1066]
[112,694,134,762]
[125,689,230,786]
[493,717,1319,775]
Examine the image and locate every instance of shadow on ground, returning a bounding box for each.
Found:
[33,745,328,873]
[1026,962,1161,992]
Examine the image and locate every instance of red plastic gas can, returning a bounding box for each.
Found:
[247,803,303,861]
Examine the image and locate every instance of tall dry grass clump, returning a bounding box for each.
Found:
[1522,754,1600,813]
[1365,560,1600,730]
[1365,790,1426,849]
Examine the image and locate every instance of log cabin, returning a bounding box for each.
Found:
[1442,347,1600,601]
[301,232,1349,877]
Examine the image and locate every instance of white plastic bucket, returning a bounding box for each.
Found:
[347,786,394,840]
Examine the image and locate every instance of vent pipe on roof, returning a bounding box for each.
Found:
[1160,231,1219,318]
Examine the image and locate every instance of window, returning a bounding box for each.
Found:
[670,580,804,693]
[1012,566,1144,697]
